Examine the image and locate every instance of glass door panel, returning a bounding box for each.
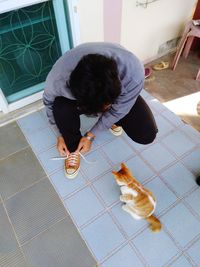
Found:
[0,1,63,103]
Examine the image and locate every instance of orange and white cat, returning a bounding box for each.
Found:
[112,163,162,232]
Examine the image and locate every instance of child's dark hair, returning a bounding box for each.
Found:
[69,54,121,115]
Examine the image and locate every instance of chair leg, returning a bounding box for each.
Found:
[182,36,195,58]
[196,69,200,81]
[172,36,188,70]
[171,21,193,70]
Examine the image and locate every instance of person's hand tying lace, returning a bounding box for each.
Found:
[76,132,95,154]
[57,136,70,156]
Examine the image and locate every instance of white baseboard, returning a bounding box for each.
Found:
[143,48,177,65]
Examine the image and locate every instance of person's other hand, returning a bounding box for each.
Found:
[57,136,69,156]
[76,137,92,154]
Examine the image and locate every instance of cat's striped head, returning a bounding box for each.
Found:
[112,163,133,186]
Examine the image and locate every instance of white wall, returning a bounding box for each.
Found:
[73,0,197,61]
[121,0,197,61]
[77,0,104,42]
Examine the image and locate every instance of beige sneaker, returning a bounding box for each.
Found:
[64,152,80,179]
[109,124,123,136]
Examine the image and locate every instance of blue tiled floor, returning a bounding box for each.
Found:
[132,227,180,267]
[182,148,200,175]
[111,203,147,237]
[93,173,121,207]
[162,130,196,157]
[162,109,184,127]
[80,150,111,180]
[50,169,87,198]
[145,177,177,214]
[141,143,176,172]
[17,90,200,266]
[101,244,144,267]
[18,111,49,134]
[101,138,134,165]
[37,146,63,175]
[125,156,155,183]
[162,203,200,248]
[187,239,200,265]
[154,114,174,138]
[64,187,104,227]
[185,188,200,218]
[81,213,125,261]
[170,255,193,267]
[161,162,197,197]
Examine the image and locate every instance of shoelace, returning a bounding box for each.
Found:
[67,153,79,166]
[51,152,96,164]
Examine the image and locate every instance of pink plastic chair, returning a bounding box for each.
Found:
[196,68,200,80]
[172,20,200,80]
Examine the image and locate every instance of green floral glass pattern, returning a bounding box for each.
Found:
[0,1,62,99]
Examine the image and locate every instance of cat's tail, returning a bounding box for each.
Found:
[146,215,162,232]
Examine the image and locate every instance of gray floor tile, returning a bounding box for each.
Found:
[0,122,28,159]
[0,147,46,200]
[22,217,96,267]
[0,204,26,267]
[5,178,67,245]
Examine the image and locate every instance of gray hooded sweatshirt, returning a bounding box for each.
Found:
[43,42,144,136]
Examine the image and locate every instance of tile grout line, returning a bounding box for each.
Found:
[12,122,100,262]
[163,252,185,267]
[0,104,44,128]
[73,182,199,265]
[4,175,48,202]
[19,110,200,181]
[17,119,58,154]
[88,180,151,264]
[179,155,200,176]
[178,124,200,144]
[81,181,150,265]
[19,134,57,155]
[183,233,200,252]
[128,241,150,267]
[163,226,200,267]
[21,143,200,266]
[159,136,198,161]
[164,252,186,267]
[49,170,88,200]
[157,199,200,265]
[121,136,159,168]
[17,118,50,135]
[15,123,100,263]
[58,198,100,263]
[19,216,68,247]
[0,144,30,162]
[64,177,130,264]
[159,110,185,128]
[14,95,200,266]
[17,110,59,139]
[1,200,28,265]
[15,123,60,178]
[183,250,200,267]
[107,210,149,266]
[159,170,198,200]
[17,129,198,265]
[132,130,200,182]
[181,199,200,228]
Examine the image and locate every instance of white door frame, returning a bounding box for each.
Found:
[0,0,81,113]
[67,0,81,46]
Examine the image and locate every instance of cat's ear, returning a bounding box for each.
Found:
[121,163,128,170]
[112,170,117,175]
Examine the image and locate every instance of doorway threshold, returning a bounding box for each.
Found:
[0,99,44,127]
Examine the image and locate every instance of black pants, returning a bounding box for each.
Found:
[53,96,158,152]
